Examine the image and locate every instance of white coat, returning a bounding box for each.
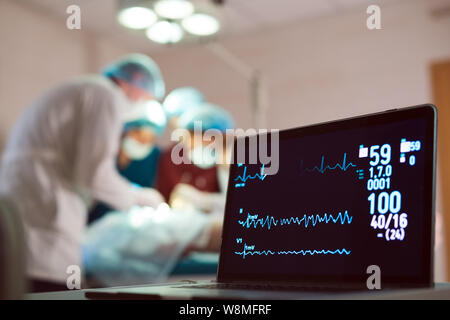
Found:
[0,75,162,283]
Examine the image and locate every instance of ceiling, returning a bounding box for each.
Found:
[21,0,398,51]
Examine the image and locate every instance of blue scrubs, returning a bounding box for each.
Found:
[88,147,161,224]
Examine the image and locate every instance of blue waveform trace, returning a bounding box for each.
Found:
[234,244,351,259]
[234,164,267,188]
[238,210,353,230]
[301,153,356,175]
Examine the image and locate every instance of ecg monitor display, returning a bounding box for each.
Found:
[219,105,436,287]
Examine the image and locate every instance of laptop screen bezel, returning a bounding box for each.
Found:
[217,104,436,288]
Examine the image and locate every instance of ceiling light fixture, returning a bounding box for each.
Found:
[146,20,184,44]
[117,6,157,29]
[154,0,194,20]
[181,13,220,36]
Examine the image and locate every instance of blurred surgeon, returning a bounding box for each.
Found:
[0,54,166,292]
[119,100,167,187]
[88,100,167,224]
[156,103,235,213]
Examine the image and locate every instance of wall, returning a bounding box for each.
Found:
[1,0,449,280]
[152,0,450,130]
[0,0,133,148]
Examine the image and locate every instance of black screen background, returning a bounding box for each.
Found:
[219,112,434,285]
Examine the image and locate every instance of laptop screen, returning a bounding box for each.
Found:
[218,105,436,287]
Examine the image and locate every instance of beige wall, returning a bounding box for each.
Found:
[1,0,449,280]
[152,0,450,130]
[0,0,133,147]
[3,0,450,134]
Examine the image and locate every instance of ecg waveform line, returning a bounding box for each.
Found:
[238,211,353,230]
[234,245,351,259]
[234,164,267,188]
[301,153,356,174]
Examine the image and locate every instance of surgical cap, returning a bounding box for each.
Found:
[178,103,235,132]
[162,87,205,118]
[102,53,165,100]
[123,100,167,135]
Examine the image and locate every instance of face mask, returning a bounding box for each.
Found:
[190,147,216,169]
[122,137,154,160]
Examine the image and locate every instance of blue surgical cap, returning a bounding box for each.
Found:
[178,103,235,132]
[102,53,165,100]
[162,87,205,118]
[123,100,167,135]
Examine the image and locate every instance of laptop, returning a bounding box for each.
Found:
[85,104,437,299]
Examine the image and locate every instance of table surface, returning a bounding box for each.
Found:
[27,281,450,300]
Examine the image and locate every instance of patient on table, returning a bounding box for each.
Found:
[83,203,222,287]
